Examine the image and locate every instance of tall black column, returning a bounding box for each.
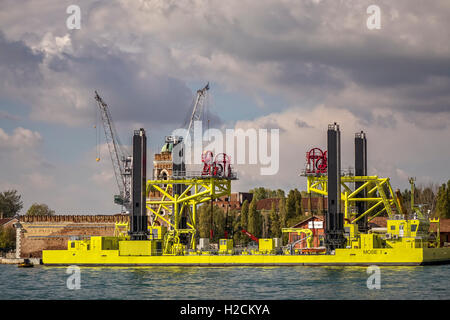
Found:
[325,123,345,251]
[130,128,149,240]
[355,131,368,232]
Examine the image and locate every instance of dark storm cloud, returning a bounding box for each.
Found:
[295,119,313,128]
[1,0,449,128]
[0,33,197,128]
[274,61,346,93]
[159,0,450,120]
[0,32,44,85]
[64,47,194,125]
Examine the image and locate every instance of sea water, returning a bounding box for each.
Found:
[0,264,448,300]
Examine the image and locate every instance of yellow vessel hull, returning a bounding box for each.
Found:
[42,247,450,266]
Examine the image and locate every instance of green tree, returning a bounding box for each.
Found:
[236,200,251,245]
[0,226,16,251]
[240,200,249,230]
[198,204,211,238]
[268,202,281,238]
[247,199,257,237]
[232,215,243,245]
[0,190,23,218]
[249,187,282,201]
[266,204,272,238]
[294,189,303,217]
[212,206,226,242]
[401,189,412,215]
[255,209,263,238]
[279,198,287,227]
[197,204,227,241]
[279,197,289,244]
[276,189,285,199]
[436,181,450,218]
[285,189,302,224]
[247,198,263,238]
[249,187,267,201]
[26,203,55,216]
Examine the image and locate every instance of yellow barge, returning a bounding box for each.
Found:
[42,124,450,266]
[42,217,450,266]
[42,246,450,266]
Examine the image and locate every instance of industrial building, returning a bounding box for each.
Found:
[214,192,254,211]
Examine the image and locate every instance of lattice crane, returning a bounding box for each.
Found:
[94,91,132,212]
[185,82,209,141]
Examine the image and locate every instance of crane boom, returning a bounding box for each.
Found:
[185,82,209,140]
[94,91,132,211]
[239,227,259,242]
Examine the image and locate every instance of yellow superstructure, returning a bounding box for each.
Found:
[42,174,450,266]
[43,215,450,266]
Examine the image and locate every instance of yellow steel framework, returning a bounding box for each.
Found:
[114,222,129,238]
[306,175,401,224]
[282,228,313,249]
[146,177,231,254]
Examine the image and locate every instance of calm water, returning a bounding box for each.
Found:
[0,264,448,300]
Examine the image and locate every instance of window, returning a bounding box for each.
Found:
[71,242,75,248]
[411,224,417,232]
[391,225,396,230]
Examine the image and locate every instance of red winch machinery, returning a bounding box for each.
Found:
[305,147,327,174]
[201,151,233,178]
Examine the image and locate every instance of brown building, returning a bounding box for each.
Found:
[149,136,185,226]
[289,215,325,249]
[253,196,328,216]
[301,197,328,215]
[153,150,173,180]
[214,192,253,211]
[430,218,450,247]
[256,198,280,212]
[368,216,388,228]
[0,217,18,229]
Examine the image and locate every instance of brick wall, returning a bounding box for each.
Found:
[17,215,129,258]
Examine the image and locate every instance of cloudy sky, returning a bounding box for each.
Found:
[0,0,449,214]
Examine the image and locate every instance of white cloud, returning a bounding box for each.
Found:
[0,0,449,214]
[0,127,42,150]
[230,105,450,193]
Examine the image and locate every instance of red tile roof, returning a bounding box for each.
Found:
[291,215,324,228]
[0,218,17,227]
[368,216,388,228]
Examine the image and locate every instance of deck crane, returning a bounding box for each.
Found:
[238,227,259,243]
[94,91,132,213]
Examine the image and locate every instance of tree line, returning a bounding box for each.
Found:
[0,189,55,251]
[399,181,450,218]
[196,187,308,245]
[0,190,55,218]
[1,178,450,250]
[195,180,450,245]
